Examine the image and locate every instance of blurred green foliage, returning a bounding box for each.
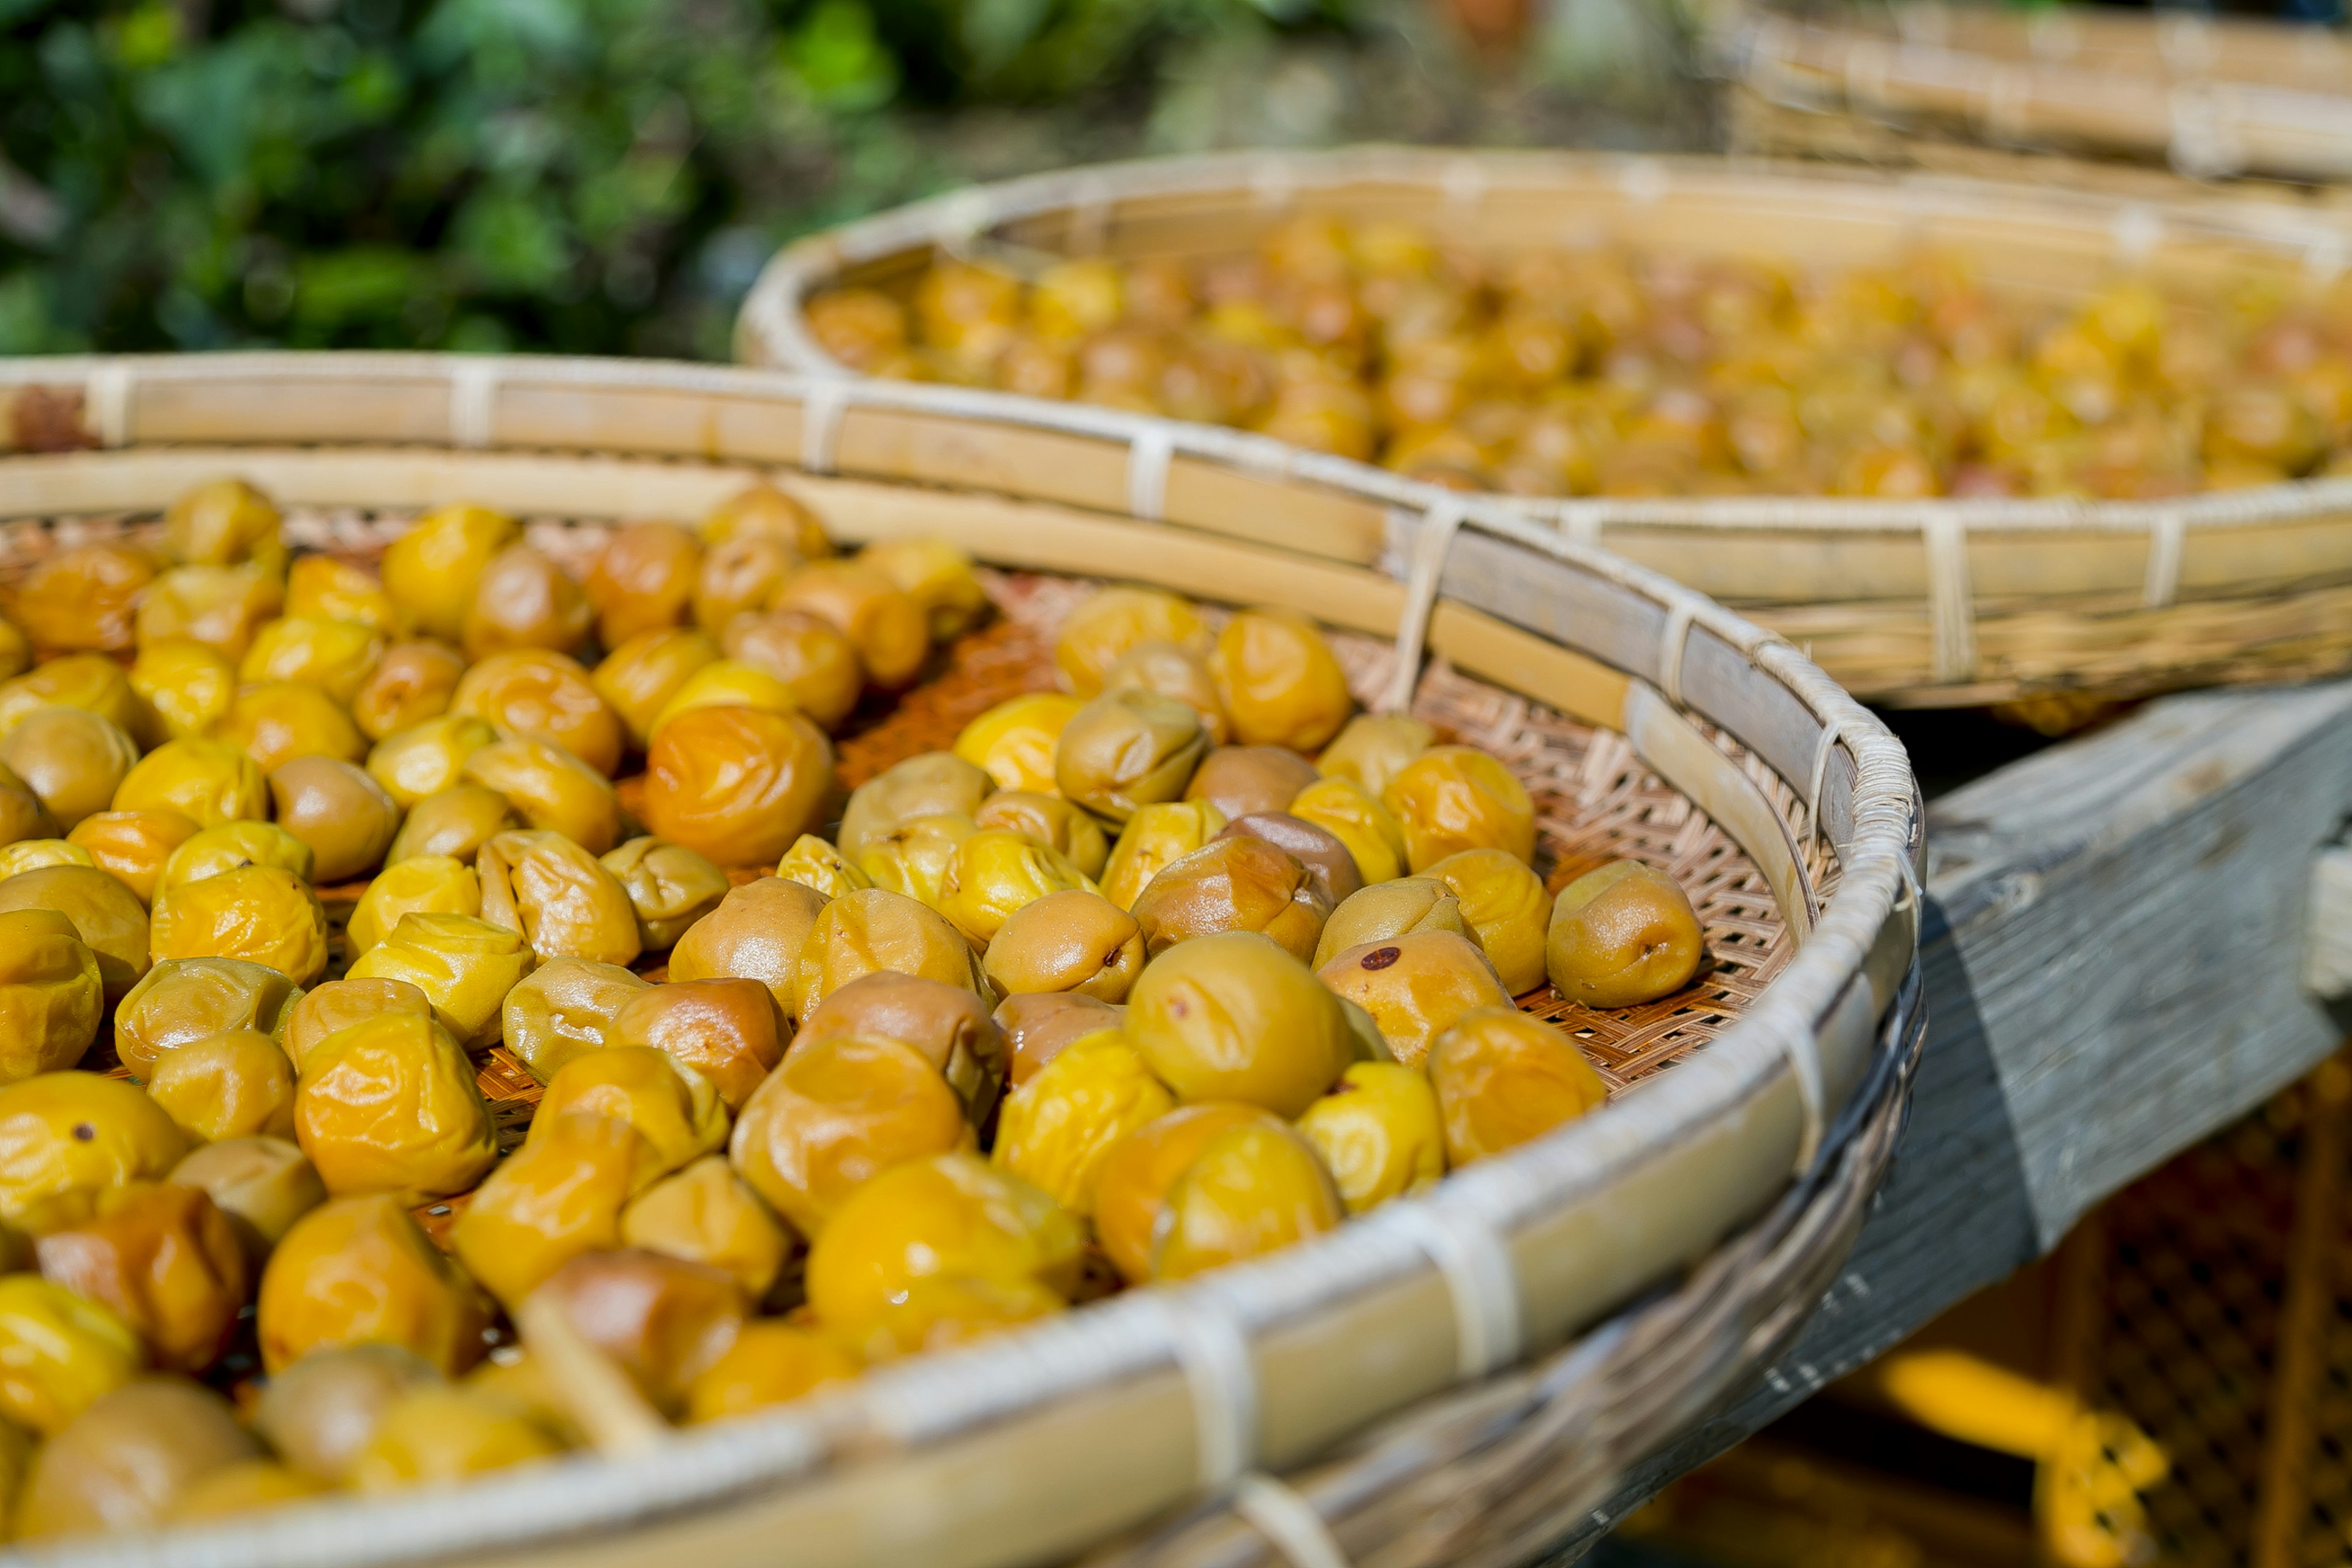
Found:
[0,0,1700,359]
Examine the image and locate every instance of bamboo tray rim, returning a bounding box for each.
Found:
[0,350,1922,1568]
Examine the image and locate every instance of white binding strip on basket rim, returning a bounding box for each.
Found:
[0,352,1919,1568]
[736,143,2352,693]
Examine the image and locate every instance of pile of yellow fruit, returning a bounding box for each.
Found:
[0,476,1705,1539]
[805,217,2352,498]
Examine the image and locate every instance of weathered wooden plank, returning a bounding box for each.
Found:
[1545,676,2352,1562]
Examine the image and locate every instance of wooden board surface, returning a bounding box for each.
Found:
[1542,674,2352,1561]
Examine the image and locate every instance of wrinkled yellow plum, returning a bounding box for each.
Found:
[599,836,727,951]
[159,820,315,893]
[649,658,805,742]
[0,1276,143,1436]
[973,791,1108,878]
[452,650,622,777]
[586,521,703,648]
[499,956,649,1085]
[166,1458,326,1521]
[270,755,401,883]
[168,1136,325,1259]
[796,970,1005,1121]
[722,609,863,733]
[992,1033,1171,1216]
[1091,1102,1274,1284]
[144,1030,298,1144]
[1384,745,1536,871]
[1317,715,1433,802]
[981,889,1143,1005]
[10,543,154,654]
[701,483,834,558]
[0,910,102,1081]
[17,1377,256,1537]
[856,811,976,909]
[346,913,532,1052]
[67,809,197,906]
[1208,608,1352,753]
[1150,1120,1343,1281]
[1425,848,1551,995]
[1183,745,1319,822]
[534,1046,728,1191]
[0,839,88,879]
[593,628,720,748]
[1131,835,1330,963]
[256,1194,489,1374]
[1101,638,1229,744]
[527,1248,747,1417]
[0,657,149,753]
[1313,877,1468,969]
[1288,775,1406,886]
[642,706,833,870]
[955,693,1084,796]
[461,733,624,854]
[0,706,137,833]
[35,1181,250,1371]
[623,1155,791,1303]
[667,875,828,1017]
[367,715,499,811]
[804,1153,1082,1359]
[215,681,366,774]
[728,1035,967,1237]
[130,639,237,743]
[351,640,465,742]
[1295,1061,1445,1213]
[239,616,385,705]
[113,955,301,1080]
[285,554,402,635]
[996,992,1121,1090]
[282,978,432,1072]
[135,564,284,661]
[150,865,330,987]
[1428,1006,1608,1164]
[380,503,521,643]
[1125,932,1351,1116]
[1098,799,1227,913]
[611,978,787,1115]
[252,1341,440,1482]
[385,785,518,868]
[0,1072,188,1227]
[862,537,987,641]
[796,887,987,1025]
[774,833,870,899]
[293,1014,495,1199]
[1054,587,1208,696]
[1053,689,1207,826]
[1545,859,1705,1008]
[113,736,266,829]
[0,865,149,1000]
[774,561,929,688]
[165,478,284,571]
[837,751,993,862]
[693,535,796,636]
[347,856,480,955]
[936,828,1095,949]
[346,1385,564,1491]
[1315,930,1510,1068]
[478,829,643,967]
[451,1109,641,1310]
[685,1321,858,1423]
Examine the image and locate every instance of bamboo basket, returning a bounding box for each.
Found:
[0,352,1920,1568]
[735,146,2352,710]
[1719,4,2352,186]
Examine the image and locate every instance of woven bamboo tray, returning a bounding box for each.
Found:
[734,145,2352,710]
[0,352,1920,1568]
[1721,4,2352,185]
